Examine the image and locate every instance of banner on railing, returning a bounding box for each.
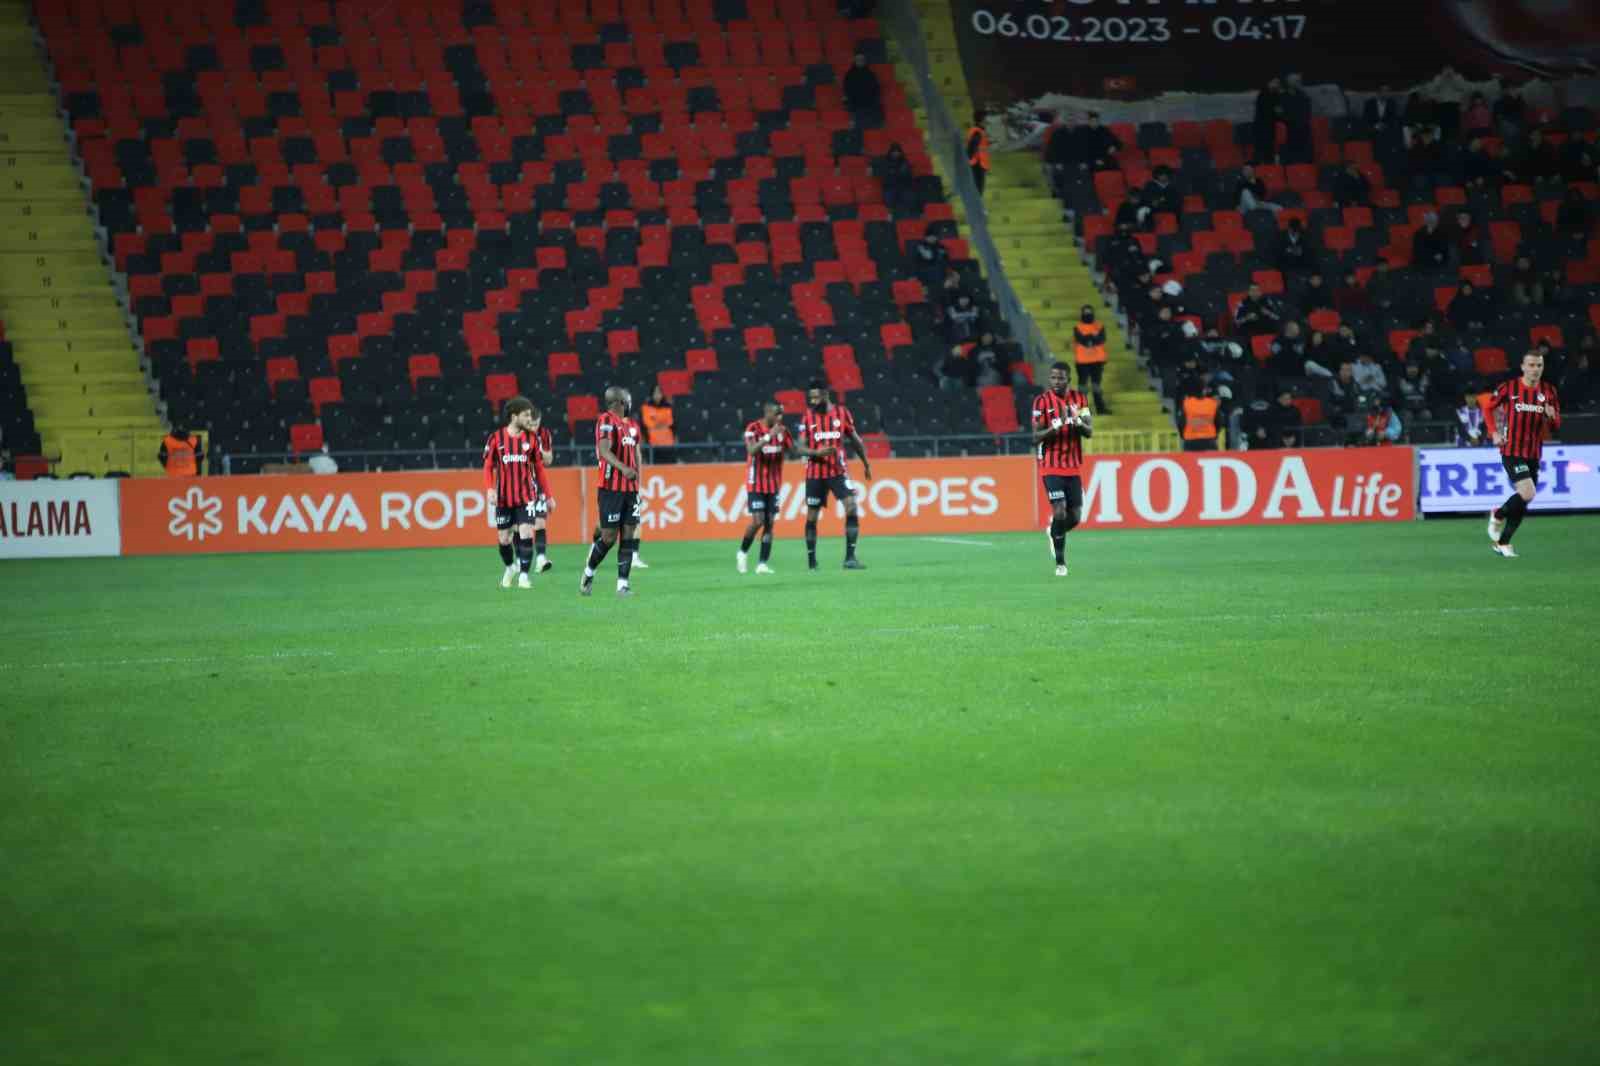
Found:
[1417,446,1600,514]
[112,448,1413,555]
[118,469,586,556]
[0,479,122,558]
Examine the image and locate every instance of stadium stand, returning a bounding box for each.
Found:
[1051,92,1600,446]
[26,0,1039,473]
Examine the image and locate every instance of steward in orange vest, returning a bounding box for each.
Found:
[159,429,203,476]
[640,388,676,449]
[1181,392,1220,451]
[966,110,991,195]
[1072,306,1111,414]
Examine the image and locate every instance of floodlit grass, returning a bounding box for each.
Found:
[4,519,1598,1065]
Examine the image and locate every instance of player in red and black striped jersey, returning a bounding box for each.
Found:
[1480,350,1561,557]
[483,396,551,589]
[582,386,644,596]
[527,419,556,572]
[798,379,872,570]
[736,400,809,574]
[1032,361,1093,577]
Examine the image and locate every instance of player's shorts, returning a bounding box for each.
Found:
[494,500,541,530]
[1042,474,1083,511]
[597,488,641,529]
[747,491,780,518]
[1502,455,1539,486]
[805,475,854,508]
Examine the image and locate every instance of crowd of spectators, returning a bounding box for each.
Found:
[1064,76,1599,448]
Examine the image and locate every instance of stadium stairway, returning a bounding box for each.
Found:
[903,0,1174,444]
[0,0,161,476]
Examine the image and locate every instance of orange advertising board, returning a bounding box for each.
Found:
[119,468,586,555]
[117,448,1413,556]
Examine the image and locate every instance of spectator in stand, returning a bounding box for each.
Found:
[1331,162,1371,208]
[944,291,981,342]
[936,265,968,311]
[1363,87,1401,135]
[1281,74,1313,164]
[1449,209,1486,264]
[1460,137,1507,191]
[1293,269,1334,313]
[1235,163,1284,216]
[937,344,970,393]
[1102,222,1145,291]
[1364,258,1400,314]
[1277,217,1317,276]
[1254,390,1304,450]
[842,52,882,125]
[1510,255,1545,306]
[1353,351,1388,396]
[1463,92,1494,136]
[1325,361,1360,433]
[1143,166,1182,219]
[1395,361,1431,419]
[911,232,948,289]
[1407,126,1444,188]
[1334,268,1372,313]
[970,332,1010,388]
[1560,343,1594,410]
[1494,87,1526,140]
[1456,389,1488,445]
[1557,186,1591,241]
[1329,323,1362,364]
[1048,110,1120,178]
[1363,396,1403,445]
[1115,187,1150,232]
[1234,282,1284,336]
[1405,90,1438,140]
[1304,329,1340,380]
[1269,320,1308,381]
[1252,76,1284,163]
[877,142,914,216]
[1412,211,1451,270]
[1146,304,1186,369]
[1515,129,1560,183]
[1448,281,1491,333]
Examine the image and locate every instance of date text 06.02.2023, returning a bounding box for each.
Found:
[968,12,1307,44]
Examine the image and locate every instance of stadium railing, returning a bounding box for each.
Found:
[220,428,1183,475]
[878,0,1055,370]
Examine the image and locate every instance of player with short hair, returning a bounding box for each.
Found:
[528,413,555,572]
[1032,361,1093,577]
[483,396,551,589]
[582,386,643,597]
[1482,350,1561,558]
[798,379,872,570]
[738,400,811,574]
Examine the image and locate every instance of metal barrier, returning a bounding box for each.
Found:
[878,0,1055,370]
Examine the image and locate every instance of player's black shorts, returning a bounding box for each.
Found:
[747,491,779,518]
[494,499,541,529]
[597,488,641,529]
[804,475,854,508]
[1502,455,1539,486]
[1042,474,1083,510]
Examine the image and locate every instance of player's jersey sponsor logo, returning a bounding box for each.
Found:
[1513,402,1547,414]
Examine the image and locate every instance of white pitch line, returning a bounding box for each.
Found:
[918,537,996,547]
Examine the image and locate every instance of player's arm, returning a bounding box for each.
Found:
[1031,405,1061,443]
[744,428,763,458]
[596,440,637,480]
[1075,406,1094,439]
[844,429,873,480]
[1479,387,1504,446]
[533,451,552,502]
[1548,388,1561,430]
[482,439,498,506]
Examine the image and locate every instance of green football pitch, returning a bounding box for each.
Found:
[4,519,1598,1065]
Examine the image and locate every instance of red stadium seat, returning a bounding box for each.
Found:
[774,389,807,415]
[565,394,600,429]
[1529,324,1564,348]
[308,376,342,415]
[1474,348,1509,375]
[1307,310,1341,334]
[290,423,325,454]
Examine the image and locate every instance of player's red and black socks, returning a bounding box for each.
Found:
[513,534,533,573]
[758,530,773,564]
[804,519,818,564]
[844,513,860,560]
[1049,515,1068,565]
[498,541,514,567]
[618,538,637,580]
[1499,493,1528,544]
